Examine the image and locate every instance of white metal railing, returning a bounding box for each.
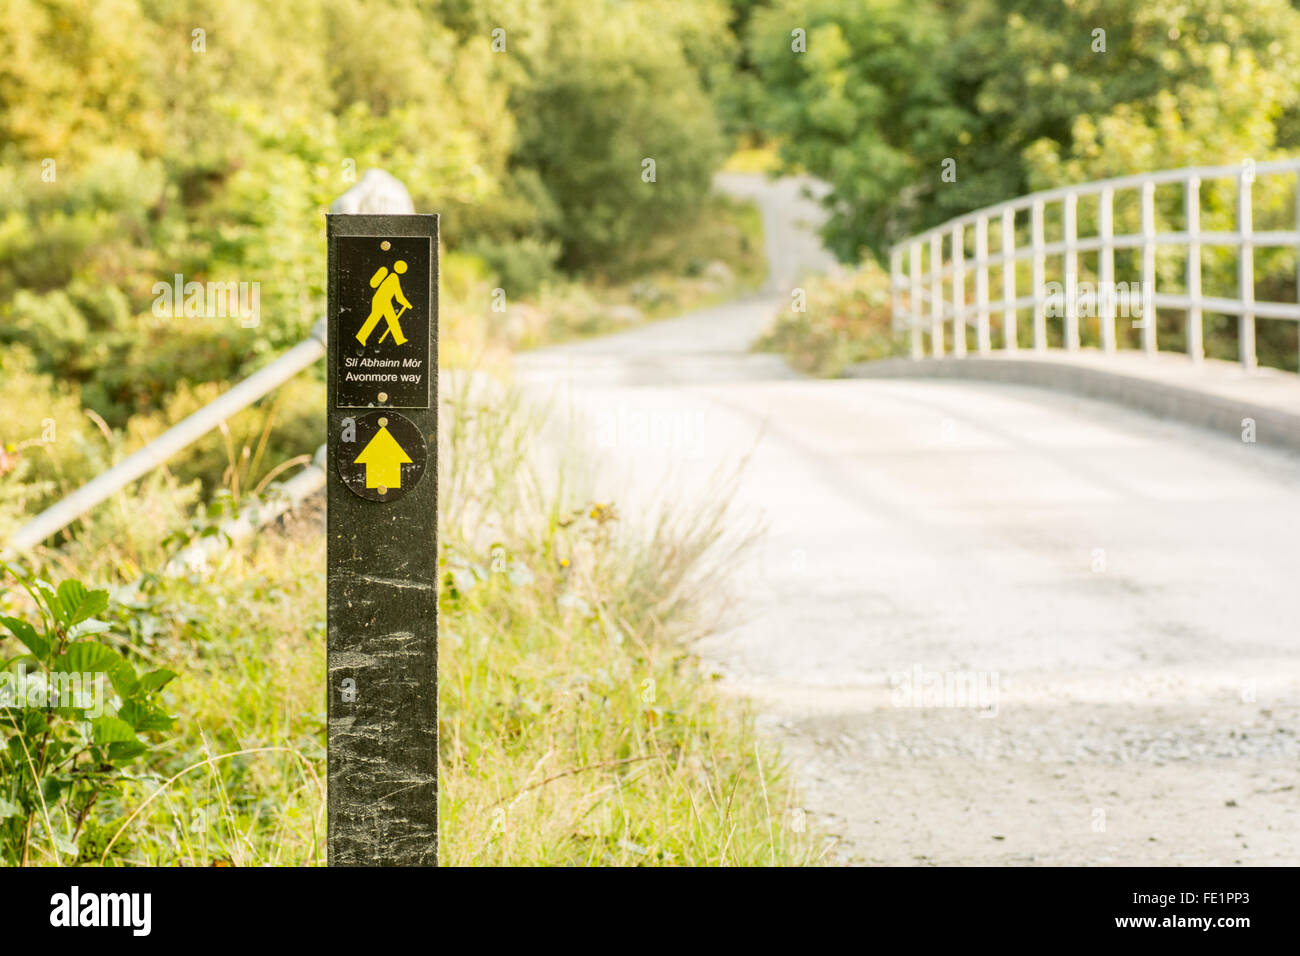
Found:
[889,159,1300,371]
[3,324,327,556]
[2,170,413,557]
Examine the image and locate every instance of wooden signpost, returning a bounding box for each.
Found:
[326,212,439,866]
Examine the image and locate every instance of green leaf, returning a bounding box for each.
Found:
[53,643,137,698]
[118,699,174,733]
[19,709,49,736]
[69,618,113,639]
[0,616,49,659]
[35,583,61,622]
[135,668,177,694]
[56,580,110,627]
[107,740,148,763]
[0,796,23,820]
[91,716,138,745]
[40,774,70,804]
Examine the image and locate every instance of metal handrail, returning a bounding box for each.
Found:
[3,322,326,556]
[889,159,1300,370]
[3,170,414,557]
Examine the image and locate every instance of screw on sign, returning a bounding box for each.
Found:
[326,212,438,866]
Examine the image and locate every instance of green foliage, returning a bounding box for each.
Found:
[750,0,1300,262]
[0,0,742,486]
[509,0,727,272]
[0,0,517,424]
[747,0,1300,370]
[461,196,767,351]
[0,565,178,865]
[0,346,107,542]
[755,262,907,376]
[462,235,561,297]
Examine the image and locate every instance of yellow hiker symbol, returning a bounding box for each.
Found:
[354,418,412,491]
[356,260,412,347]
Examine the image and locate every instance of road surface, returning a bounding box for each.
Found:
[515,173,1300,865]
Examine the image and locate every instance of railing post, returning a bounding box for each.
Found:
[1063,191,1079,350]
[1099,186,1116,352]
[1238,167,1257,370]
[930,232,944,357]
[974,215,991,354]
[1140,180,1157,354]
[1031,199,1046,351]
[908,242,923,359]
[890,242,904,350]
[1185,176,1203,362]
[952,223,966,357]
[890,244,900,329]
[1001,207,1017,350]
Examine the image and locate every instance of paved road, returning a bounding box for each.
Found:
[515,173,1300,865]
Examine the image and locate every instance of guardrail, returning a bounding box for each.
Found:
[889,159,1300,371]
[3,170,413,558]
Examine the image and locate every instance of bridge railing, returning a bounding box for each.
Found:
[3,170,413,558]
[889,159,1300,371]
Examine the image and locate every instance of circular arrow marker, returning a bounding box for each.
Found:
[337,410,428,503]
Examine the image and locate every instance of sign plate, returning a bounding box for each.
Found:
[335,235,433,409]
[336,410,428,503]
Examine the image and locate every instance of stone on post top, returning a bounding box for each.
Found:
[331,169,415,216]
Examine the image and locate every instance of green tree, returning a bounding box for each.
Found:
[509,0,726,272]
[750,0,1300,262]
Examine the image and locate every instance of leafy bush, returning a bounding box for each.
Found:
[511,0,726,272]
[755,262,908,376]
[0,346,105,540]
[462,235,561,298]
[0,568,177,865]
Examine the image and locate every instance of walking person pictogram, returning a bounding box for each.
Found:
[355,259,412,346]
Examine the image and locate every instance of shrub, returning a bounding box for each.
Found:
[462,236,561,298]
[0,568,178,865]
[511,0,726,273]
[755,262,908,376]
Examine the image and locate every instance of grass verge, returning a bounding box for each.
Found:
[438,376,817,865]
[1,373,822,866]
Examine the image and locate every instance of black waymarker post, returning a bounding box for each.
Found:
[326,212,438,865]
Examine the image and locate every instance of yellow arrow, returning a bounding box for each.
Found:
[354,423,412,491]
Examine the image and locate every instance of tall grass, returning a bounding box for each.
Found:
[438,373,818,864]
[2,371,821,866]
